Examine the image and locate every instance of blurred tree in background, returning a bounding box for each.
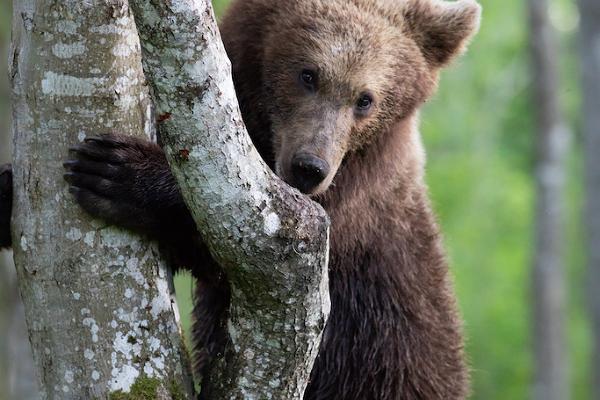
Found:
[528,0,570,398]
[0,0,592,399]
[422,0,585,398]
[579,0,600,398]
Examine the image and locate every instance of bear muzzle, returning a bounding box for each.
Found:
[289,153,330,194]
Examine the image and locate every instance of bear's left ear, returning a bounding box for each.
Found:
[404,0,482,67]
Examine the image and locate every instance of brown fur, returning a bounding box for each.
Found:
[220,0,480,195]
[2,0,482,398]
[219,1,481,398]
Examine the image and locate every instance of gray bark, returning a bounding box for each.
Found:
[10,0,194,398]
[128,0,331,399]
[579,0,600,398]
[527,0,569,399]
[2,0,39,396]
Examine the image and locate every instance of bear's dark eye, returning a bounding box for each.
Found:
[356,93,374,114]
[300,69,318,91]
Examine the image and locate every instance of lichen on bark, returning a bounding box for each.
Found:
[108,376,186,400]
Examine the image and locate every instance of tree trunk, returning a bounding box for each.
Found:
[527,0,569,399]
[579,0,600,398]
[10,0,194,398]
[127,0,331,398]
[2,1,39,396]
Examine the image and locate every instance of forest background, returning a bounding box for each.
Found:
[0,0,589,399]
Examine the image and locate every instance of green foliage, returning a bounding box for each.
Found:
[174,274,194,349]
[212,0,230,20]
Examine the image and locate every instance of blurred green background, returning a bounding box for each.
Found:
[0,0,589,399]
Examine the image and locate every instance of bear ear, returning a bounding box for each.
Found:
[403,0,482,67]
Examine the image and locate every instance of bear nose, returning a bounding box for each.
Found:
[290,153,330,194]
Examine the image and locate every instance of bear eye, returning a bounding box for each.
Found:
[356,93,374,113]
[299,69,318,91]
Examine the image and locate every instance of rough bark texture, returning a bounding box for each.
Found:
[527,0,569,399]
[10,0,194,398]
[580,0,600,397]
[2,1,39,395]
[127,0,331,398]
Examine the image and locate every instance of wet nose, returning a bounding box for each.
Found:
[290,153,330,194]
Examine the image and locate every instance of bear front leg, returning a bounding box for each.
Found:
[64,134,194,235]
[0,164,12,250]
[63,134,224,279]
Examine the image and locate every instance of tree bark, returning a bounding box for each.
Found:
[2,1,39,396]
[127,0,331,398]
[579,0,600,398]
[527,0,569,399]
[10,0,194,398]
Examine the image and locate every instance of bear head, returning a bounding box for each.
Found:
[259,0,481,195]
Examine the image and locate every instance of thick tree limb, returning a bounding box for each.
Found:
[128,0,331,398]
[10,0,193,398]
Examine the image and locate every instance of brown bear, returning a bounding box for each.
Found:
[0,0,481,398]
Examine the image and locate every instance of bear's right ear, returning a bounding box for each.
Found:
[403,0,482,67]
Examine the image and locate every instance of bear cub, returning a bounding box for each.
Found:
[1,0,481,399]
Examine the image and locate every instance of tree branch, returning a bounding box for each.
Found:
[128,0,331,398]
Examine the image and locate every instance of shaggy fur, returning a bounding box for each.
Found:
[0,0,481,398]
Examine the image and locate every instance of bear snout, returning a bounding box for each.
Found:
[289,153,330,194]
